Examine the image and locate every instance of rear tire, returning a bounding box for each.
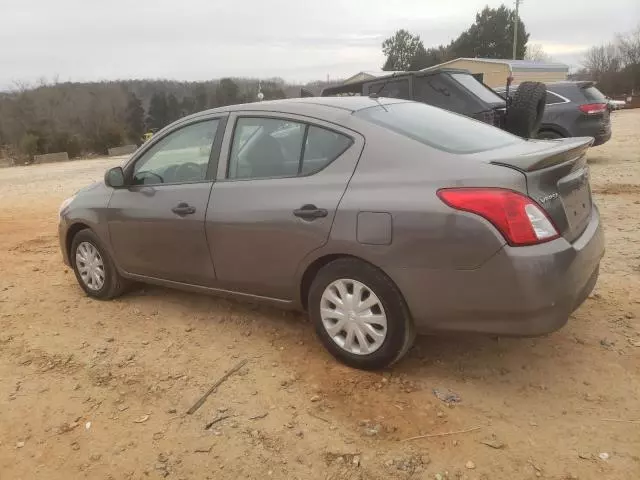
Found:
[308,258,415,370]
[505,82,547,138]
[70,229,128,300]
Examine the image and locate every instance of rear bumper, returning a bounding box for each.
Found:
[592,128,612,146]
[572,119,611,146]
[388,206,605,336]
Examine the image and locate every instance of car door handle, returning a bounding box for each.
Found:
[293,205,328,220]
[172,202,196,216]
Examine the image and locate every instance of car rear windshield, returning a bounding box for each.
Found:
[451,73,506,104]
[354,102,522,154]
[581,85,607,103]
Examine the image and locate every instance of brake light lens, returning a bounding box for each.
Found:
[579,103,607,115]
[437,188,559,246]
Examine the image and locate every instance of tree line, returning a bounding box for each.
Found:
[381,6,529,71]
[0,77,337,162]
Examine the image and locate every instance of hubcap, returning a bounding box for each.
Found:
[75,242,105,291]
[320,279,387,355]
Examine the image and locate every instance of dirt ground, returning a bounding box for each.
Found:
[1,110,639,480]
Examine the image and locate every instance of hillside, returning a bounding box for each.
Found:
[0,77,341,162]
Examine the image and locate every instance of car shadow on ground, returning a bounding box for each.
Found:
[121,283,571,387]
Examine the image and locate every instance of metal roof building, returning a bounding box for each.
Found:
[421,58,569,88]
[343,70,405,85]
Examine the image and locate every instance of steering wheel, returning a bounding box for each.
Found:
[134,170,164,184]
[174,162,203,182]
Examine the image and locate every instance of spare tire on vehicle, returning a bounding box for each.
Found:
[505,81,546,139]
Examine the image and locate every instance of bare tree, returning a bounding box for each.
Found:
[617,26,640,65]
[583,43,621,78]
[525,44,553,62]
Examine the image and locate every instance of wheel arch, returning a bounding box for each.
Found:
[537,123,570,138]
[299,253,406,312]
[65,222,92,262]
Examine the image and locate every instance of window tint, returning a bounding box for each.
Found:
[132,120,218,185]
[355,102,521,154]
[228,118,352,179]
[301,126,352,175]
[367,79,410,99]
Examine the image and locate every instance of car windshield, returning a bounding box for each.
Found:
[355,102,522,154]
[451,73,505,104]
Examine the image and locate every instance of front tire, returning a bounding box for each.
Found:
[308,258,415,370]
[70,229,127,300]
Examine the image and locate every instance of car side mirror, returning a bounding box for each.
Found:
[104,167,125,188]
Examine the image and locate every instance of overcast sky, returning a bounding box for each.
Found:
[1,0,638,89]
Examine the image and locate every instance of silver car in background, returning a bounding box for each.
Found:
[58,97,604,370]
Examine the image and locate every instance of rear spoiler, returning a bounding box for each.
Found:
[490,137,593,172]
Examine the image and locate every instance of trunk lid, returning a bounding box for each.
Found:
[476,137,594,242]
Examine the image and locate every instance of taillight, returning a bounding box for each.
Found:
[437,188,559,246]
[579,103,607,115]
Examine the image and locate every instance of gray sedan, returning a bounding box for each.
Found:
[58,97,604,370]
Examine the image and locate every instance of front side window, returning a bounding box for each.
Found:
[132,120,219,185]
[228,117,352,180]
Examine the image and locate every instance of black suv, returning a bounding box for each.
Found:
[319,69,547,139]
[495,81,612,146]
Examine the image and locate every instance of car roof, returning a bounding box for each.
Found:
[236,96,407,112]
[320,68,473,96]
[179,96,408,123]
[495,80,595,91]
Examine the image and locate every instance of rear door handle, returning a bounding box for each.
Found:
[293,204,328,220]
[172,202,196,216]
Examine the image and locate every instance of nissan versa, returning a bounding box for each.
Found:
[58,97,604,370]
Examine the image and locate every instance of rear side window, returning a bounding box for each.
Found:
[228,117,352,179]
[494,87,567,106]
[355,102,521,154]
[367,79,410,99]
[582,86,607,103]
[414,76,469,113]
[450,73,505,104]
[302,126,352,175]
[545,91,567,105]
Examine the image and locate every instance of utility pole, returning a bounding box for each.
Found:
[512,0,521,60]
